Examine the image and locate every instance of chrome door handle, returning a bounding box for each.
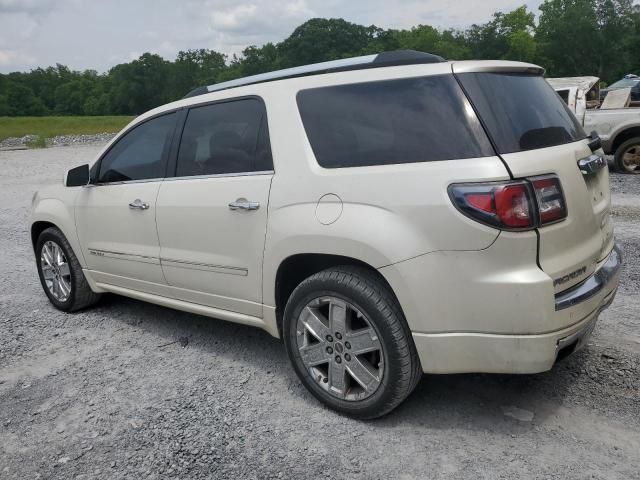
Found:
[129,199,149,210]
[228,198,260,211]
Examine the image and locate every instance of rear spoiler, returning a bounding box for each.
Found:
[451,61,545,76]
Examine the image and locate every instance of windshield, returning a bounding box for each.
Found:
[609,78,640,88]
[458,72,586,154]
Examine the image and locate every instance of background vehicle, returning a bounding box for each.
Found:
[548,76,640,174]
[31,51,620,418]
[600,75,640,103]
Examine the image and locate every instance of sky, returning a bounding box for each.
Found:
[0,0,545,74]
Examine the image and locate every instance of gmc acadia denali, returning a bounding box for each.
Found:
[30,51,621,418]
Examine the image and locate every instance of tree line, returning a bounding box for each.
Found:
[1,0,638,117]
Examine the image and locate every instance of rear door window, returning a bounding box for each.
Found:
[457,73,586,154]
[296,75,494,168]
[176,98,272,177]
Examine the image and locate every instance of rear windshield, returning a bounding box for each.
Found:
[297,75,494,168]
[458,73,586,154]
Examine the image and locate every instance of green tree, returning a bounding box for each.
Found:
[465,5,536,61]
[108,53,170,114]
[536,0,635,80]
[278,18,381,67]
[239,43,279,76]
[5,82,46,115]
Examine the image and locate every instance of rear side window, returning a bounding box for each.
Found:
[176,98,272,177]
[458,73,585,154]
[297,75,493,168]
[98,113,175,183]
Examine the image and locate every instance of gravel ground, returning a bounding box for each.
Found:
[1,145,639,479]
[0,133,116,150]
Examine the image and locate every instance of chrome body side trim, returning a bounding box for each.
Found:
[555,243,622,311]
[160,258,248,276]
[88,249,248,276]
[88,249,160,265]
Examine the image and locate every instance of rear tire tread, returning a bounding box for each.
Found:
[284,265,422,419]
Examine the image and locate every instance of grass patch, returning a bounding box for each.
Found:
[24,135,47,149]
[0,116,134,142]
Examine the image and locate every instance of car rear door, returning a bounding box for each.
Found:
[155,98,273,317]
[456,68,613,294]
[75,112,177,295]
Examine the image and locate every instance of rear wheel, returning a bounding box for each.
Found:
[614,137,640,174]
[36,227,101,312]
[283,266,421,419]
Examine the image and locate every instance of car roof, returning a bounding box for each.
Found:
[124,54,543,132]
[183,50,446,98]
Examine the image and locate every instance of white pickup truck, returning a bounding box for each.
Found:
[547,76,640,174]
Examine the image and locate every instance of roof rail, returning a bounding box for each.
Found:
[183,50,446,98]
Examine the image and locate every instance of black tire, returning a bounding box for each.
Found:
[614,136,640,174]
[35,227,101,312]
[283,265,422,419]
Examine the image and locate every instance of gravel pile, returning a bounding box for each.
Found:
[0,146,638,479]
[0,133,116,150]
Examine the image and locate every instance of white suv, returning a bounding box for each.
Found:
[31,51,621,418]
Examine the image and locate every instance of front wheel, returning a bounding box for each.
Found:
[614,137,640,174]
[35,227,101,312]
[283,266,421,419]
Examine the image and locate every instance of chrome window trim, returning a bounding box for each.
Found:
[91,177,165,186]
[164,170,274,182]
[89,170,274,186]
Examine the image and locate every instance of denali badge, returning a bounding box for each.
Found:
[554,266,587,287]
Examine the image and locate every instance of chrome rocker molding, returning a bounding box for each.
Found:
[555,243,622,311]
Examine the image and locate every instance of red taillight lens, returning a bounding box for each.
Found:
[449,175,566,231]
[494,184,532,228]
[466,193,493,213]
[531,177,567,225]
[450,181,535,230]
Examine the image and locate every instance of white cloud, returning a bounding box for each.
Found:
[0,47,35,66]
[0,0,55,14]
[0,0,550,73]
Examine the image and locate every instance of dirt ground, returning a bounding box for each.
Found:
[1,145,639,480]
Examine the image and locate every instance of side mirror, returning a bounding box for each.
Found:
[65,164,90,187]
[587,130,602,153]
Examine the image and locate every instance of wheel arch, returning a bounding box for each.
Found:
[611,126,640,155]
[30,198,86,266]
[273,253,402,338]
[31,220,58,249]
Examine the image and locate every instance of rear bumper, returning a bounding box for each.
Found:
[381,238,622,374]
[555,243,622,310]
[412,287,616,374]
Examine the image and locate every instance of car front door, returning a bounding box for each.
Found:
[155,98,273,317]
[75,112,177,295]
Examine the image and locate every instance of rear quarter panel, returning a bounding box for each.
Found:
[257,70,511,307]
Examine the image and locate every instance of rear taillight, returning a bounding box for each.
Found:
[449,175,566,231]
[531,176,567,225]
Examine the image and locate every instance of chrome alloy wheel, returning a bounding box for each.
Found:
[40,240,72,302]
[296,296,384,401]
[622,145,640,173]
